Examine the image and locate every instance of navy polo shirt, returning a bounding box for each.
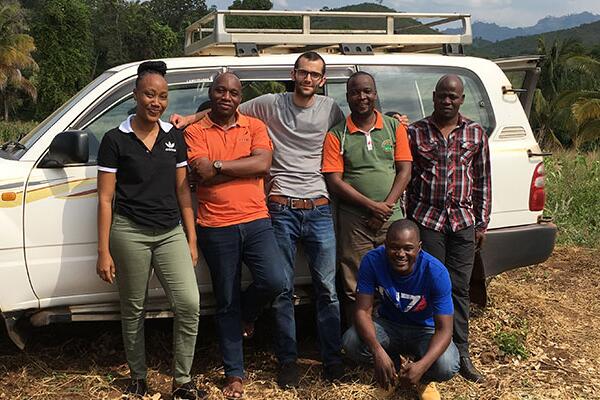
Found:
[97,115,188,229]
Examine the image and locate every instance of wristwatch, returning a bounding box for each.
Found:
[213,160,223,174]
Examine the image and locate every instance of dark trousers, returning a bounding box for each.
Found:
[418,224,475,356]
[197,218,286,378]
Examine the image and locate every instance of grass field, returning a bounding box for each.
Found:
[544,150,600,247]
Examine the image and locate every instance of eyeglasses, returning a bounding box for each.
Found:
[294,69,324,81]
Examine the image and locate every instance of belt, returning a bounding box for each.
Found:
[269,195,329,210]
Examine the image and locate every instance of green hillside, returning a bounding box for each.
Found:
[470,19,600,58]
[314,3,436,34]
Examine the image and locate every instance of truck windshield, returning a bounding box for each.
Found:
[10,72,116,160]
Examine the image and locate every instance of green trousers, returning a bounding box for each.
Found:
[337,207,393,323]
[110,214,200,384]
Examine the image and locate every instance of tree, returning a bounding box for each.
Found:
[30,0,93,118]
[532,37,600,149]
[0,1,38,121]
[87,0,179,75]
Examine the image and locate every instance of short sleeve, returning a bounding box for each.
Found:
[239,94,276,122]
[430,264,454,316]
[321,132,344,173]
[356,253,377,295]
[97,131,119,173]
[249,118,273,151]
[329,101,345,129]
[184,123,209,163]
[394,124,413,161]
[173,129,188,168]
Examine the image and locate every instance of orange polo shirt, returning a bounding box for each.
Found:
[184,113,272,227]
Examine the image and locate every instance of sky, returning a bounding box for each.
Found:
[205,0,600,27]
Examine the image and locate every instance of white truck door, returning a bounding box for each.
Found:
[24,69,217,308]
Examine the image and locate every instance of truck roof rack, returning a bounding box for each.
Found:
[184,10,472,56]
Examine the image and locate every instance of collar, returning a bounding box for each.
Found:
[118,114,173,134]
[198,111,249,129]
[346,110,384,134]
[426,113,468,131]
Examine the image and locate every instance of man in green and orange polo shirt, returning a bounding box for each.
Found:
[184,72,285,399]
[322,71,412,323]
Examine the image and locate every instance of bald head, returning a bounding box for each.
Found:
[432,74,465,122]
[209,72,242,119]
[435,74,464,93]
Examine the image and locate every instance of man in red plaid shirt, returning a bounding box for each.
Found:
[407,74,491,383]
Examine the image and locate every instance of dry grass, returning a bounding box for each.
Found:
[1,246,599,400]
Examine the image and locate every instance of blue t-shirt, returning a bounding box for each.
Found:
[356,246,453,328]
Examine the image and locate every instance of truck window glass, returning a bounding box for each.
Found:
[16,72,115,159]
[358,65,496,134]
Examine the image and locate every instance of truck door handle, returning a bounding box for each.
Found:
[527,149,552,157]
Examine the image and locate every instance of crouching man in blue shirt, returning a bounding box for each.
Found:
[342,219,459,400]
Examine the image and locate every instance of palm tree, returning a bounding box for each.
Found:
[532,38,600,149]
[0,1,38,121]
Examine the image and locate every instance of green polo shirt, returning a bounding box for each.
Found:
[322,110,412,219]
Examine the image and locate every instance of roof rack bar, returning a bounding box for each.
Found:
[184,10,472,56]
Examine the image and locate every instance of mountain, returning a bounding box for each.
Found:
[445,12,600,42]
[468,19,600,58]
[316,3,435,33]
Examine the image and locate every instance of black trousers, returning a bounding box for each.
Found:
[418,223,475,356]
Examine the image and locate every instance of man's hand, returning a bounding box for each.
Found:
[391,113,410,127]
[192,159,216,182]
[96,252,116,284]
[369,201,393,221]
[373,347,397,390]
[170,113,194,129]
[399,359,427,386]
[367,215,385,232]
[475,230,486,250]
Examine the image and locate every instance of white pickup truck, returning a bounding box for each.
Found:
[0,10,556,348]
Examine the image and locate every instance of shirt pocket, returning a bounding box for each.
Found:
[460,141,479,164]
[416,141,439,165]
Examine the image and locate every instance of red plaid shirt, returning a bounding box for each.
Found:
[407,115,491,233]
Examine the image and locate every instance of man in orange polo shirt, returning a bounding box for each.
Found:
[322,71,412,324]
[184,72,285,399]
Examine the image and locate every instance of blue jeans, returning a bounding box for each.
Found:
[197,218,286,378]
[343,318,460,383]
[268,202,342,367]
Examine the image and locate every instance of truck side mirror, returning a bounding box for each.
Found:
[39,130,89,168]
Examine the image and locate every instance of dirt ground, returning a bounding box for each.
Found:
[1,246,599,400]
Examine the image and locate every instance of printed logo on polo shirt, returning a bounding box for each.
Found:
[381,139,393,153]
[165,141,177,152]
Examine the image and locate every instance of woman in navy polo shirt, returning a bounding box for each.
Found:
[96,61,205,400]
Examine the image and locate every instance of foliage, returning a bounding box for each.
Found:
[87,0,179,76]
[530,38,600,149]
[0,120,37,143]
[30,0,93,119]
[0,0,38,121]
[544,150,600,247]
[494,317,529,359]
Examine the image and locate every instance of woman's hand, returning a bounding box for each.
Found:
[189,240,199,267]
[96,252,116,284]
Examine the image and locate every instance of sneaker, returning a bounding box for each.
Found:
[124,379,148,397]
[323,362,345,382]
[459,355,485,383]
[416,382,441,400]
[172,380,208,400]
[277,361,300,389]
